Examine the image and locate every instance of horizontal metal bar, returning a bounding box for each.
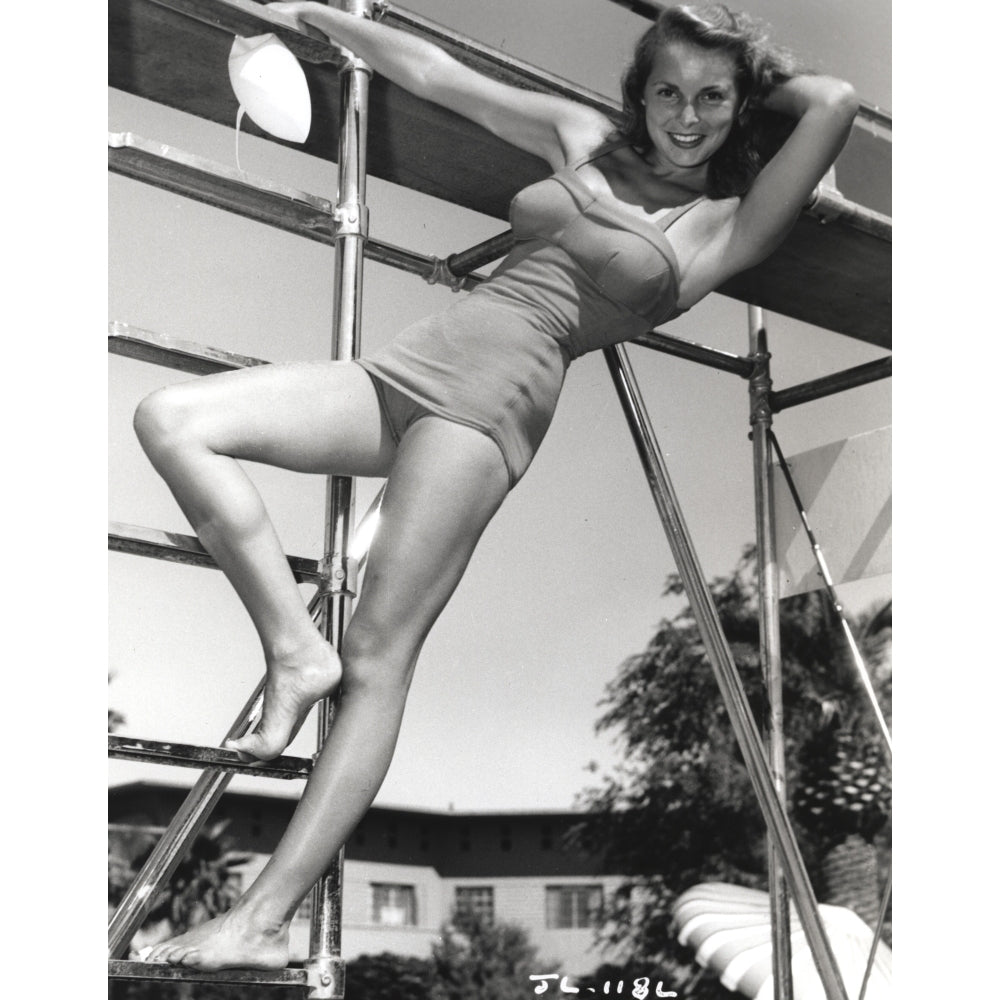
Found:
[631,329,754,377]
[446,231,516,277]
[147,0,342,64]
[110,129,335,226]
[109,321,270,374]
[109,959,308,987]
[109,132,491,285]
[108,735,313,780]
[377,2,614,113]
[771,356,891,411]
[109,521,324,585]
[806,187,892,240]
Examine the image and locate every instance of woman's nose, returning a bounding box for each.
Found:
[679,101,700,126]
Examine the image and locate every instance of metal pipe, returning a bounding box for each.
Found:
[747,308,793,1000]
[446,231,516,276]
[109,520,324,585]
[107,735,313,780]
[305,3,372,995]
[631,329,754,377]
[603,343,849,1000]
[770,357,891,412]
[859,872,891,1000]
[768,432,893,756]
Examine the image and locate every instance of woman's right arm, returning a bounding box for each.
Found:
[267,2,610,169]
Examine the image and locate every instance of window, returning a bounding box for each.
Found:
[455,886,495,924]
[371,883,417,926]
[545,885,603,929]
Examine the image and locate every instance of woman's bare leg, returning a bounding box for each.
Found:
[133,360,397,761]
[144,415,511,970]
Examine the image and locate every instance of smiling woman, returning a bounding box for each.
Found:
[132,0,858,974]
[620,4,799,198]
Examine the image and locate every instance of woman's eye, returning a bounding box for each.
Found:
[655,88,678,101]
[702,92,724,103]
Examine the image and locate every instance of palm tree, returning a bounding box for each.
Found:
[791,601,891,937]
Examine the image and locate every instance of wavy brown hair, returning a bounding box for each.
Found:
[620,4,800,198]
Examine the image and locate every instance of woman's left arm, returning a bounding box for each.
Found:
[719,75,859,275]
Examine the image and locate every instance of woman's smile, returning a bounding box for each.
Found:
[642,41,739,172]
[666,132,707,149]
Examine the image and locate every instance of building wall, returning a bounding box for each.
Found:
[439,873,626,977]
[233,856,622,975]
[111,785,624,976]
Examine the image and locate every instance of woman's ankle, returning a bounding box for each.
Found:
[229,892,295,936]
[263,631,333,668]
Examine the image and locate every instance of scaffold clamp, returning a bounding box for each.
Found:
[322,554,359,597]
[306,955,346,999]
[426,255,468,292]
[332,203,369,239]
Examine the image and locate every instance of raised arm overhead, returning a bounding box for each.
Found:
[267,1,612,169]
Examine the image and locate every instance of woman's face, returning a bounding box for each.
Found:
[641,41,740,171]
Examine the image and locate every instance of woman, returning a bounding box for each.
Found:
[136,2,857,971]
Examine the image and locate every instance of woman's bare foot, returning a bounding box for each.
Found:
[140,907,290,972]
[227,641,342,761]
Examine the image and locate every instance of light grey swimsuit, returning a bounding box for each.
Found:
[358,138,705,487]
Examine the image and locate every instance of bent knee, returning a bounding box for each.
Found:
[133,385,207,456]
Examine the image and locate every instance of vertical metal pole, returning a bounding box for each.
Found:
[306,2,372,997]
[747,307,793,1000]
[602,343,849,1000]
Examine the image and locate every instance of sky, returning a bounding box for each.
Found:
[108,0,892,815]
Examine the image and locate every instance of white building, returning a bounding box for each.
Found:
[110,782,626,977]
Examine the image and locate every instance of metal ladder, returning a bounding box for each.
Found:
[108,3,891,997]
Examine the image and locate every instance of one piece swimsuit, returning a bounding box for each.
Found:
[357,138,705,488]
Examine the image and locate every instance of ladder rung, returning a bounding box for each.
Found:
[110,130,334,218]
[109,959,308,987]
[109,521,324,586]
[109,321,269,374]
[109,735,313,780]
[108,133,491,286]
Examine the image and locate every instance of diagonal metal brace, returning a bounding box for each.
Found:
[603,343,850,1000]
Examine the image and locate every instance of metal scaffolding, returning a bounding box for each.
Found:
[108,2,891,997]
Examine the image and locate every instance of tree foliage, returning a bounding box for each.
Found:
[345,952,436,1000]
[108,820,251,937]
[430,909,546,1000]
[571,546,891,991]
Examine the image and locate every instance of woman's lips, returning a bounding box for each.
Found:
[667,132,706,149]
